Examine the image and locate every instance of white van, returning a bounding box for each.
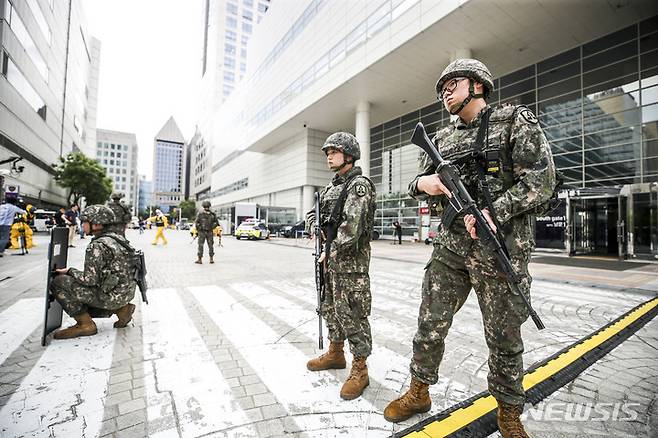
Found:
[34,209,56,232]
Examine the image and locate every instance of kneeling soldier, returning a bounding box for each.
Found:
[50,205,137,339]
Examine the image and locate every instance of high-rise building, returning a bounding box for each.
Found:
[95,129,138,213]
[153,116,185,213]
[202,1,658,259]
[0,0,100,208]
[137,174,152,216]
[191,0,271,200]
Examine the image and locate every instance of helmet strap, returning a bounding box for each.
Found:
[449,79,485,115]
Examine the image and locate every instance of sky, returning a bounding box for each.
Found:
[85,0,204,180]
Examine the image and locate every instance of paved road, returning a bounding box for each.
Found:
[0,229,655,437]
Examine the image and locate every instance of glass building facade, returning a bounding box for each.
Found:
[153,140,184,213]
[370,15,658,258]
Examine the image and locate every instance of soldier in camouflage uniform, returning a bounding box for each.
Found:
[195,200,219,264]
[383,59,556,437]
[305,132,376,400]
[107,192,132,236]
[50,205,137,340]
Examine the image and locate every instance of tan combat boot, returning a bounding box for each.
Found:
[306,341,346,371]
[209,256,214,264]
[53,313,97,339]
[383,377,431,422]
[340,357,369,400]
[195,256,202,264]
[497,402,530,438]
[114,303,136,328]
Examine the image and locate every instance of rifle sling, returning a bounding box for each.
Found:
[469,108,513,258]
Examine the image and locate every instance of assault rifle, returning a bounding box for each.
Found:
[410,122,545,330]
[313,192,325,349]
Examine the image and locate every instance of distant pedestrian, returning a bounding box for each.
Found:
[55,207,67,227]
[138,218,145,234]
[393,221,402,245]
[64,204,79,247]
[0,198,26,257]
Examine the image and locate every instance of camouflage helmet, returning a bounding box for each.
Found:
[110,191,124,200]
[79,205,116,225]
[202,200,211,208]
[321,132,360,160]
[435,59,494,99]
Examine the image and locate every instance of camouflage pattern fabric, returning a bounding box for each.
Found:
[50,231,136,316]
[195,209,219,232]
[197,230,214,257]
[407,104,556,406]
[107,200,131,236]
[306,166,376,358]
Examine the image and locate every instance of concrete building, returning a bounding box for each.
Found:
[205,0,658,259]
[191,0,271,200]
[95,129,138,213]
[0,0,100,208]
[153,116,185,214]
[137,174,152,216]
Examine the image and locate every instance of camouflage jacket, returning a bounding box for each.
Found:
[408,104,556,258]
[306,166,376,273]
[68,231,136,306]
[195,209,219,232]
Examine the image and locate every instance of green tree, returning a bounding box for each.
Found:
[53,152,113,205]
[179,199,197,220]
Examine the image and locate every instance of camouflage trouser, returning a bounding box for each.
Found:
[410,244,532,406]
[197,230,214,257]
[50,275,131,317]
[322,271,372,358]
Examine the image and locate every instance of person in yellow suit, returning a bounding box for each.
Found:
[10,203,35,249]
[213,224,223,247]
[147,209,168,245]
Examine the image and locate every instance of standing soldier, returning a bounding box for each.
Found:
[107,192,132,236]
[383,59,557,437]
[195,200,219,264]
[49,205,137,339]
[147,209,168,245]
[305,132,376,401]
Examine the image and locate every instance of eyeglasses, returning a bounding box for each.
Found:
[438,77,466,101]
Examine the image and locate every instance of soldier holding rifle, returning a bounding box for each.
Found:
[383,59,557,438]
[305,132,376,401]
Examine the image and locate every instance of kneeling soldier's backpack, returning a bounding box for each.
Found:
[104,235,148,304]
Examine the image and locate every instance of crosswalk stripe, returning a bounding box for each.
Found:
[190,285,393,436]
[0,316,116,437]
[141,288,253,437]
[0,298,42,365]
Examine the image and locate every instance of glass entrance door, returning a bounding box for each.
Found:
[570,197,620,256]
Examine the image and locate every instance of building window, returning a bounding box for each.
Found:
[258,3,268,13]
[242,22,252,34]
[226,16,237,28]
[241,35,249,45]
[243,0,253,7]
[225,44,236,56]
[2,52,47,119]
[242,10,252,21]
[224,70,235,82]
[226,30,237,43]
[25,0,52,44]
[4,2,49,82]
[241,48,247,59]
[224,57,235,69]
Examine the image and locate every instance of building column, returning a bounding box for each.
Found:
[301,185,315,221]
[355,101,371,177]
[451,48,472,61]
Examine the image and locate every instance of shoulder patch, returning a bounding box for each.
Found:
[518,108,538,124]
[354,183,368,197]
